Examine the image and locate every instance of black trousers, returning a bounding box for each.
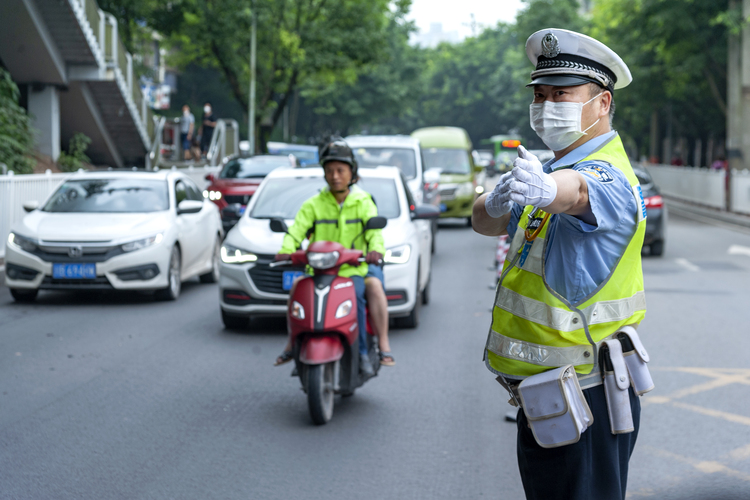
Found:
[516,384,640,500]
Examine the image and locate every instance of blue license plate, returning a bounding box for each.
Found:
[239,206,246,215]
[282,271,305,291]
[439,203,447,213]
[53,263,96,279]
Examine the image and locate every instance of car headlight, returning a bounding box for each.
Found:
[7,232,37,253]
[475,185,485,194]
[335,299,353,319]
[205,190,222,201]
[121,233,163,253]
[456,182,474,197]
[221,244,258,264]
[291,301,305,320]
[307,251,340,269]
[384,244,411,264]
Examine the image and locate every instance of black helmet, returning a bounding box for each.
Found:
[319,137,358,184]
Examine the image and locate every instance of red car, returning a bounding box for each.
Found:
[204,155,294,232]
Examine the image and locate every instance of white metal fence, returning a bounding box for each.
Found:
[644,164,727,209]
[732,169,750,215]
[0,167,221,260]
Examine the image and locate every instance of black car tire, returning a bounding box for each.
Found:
[221,309,247,329]
[422,274,430,305]
[10,288,38,302]
[466,216,472,227]
[650,240,665,256]
[199,238,221,283]
[155,246,181,301]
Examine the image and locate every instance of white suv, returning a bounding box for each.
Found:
[218,166,437,329]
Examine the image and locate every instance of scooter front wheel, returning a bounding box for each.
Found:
[307,362,334,425]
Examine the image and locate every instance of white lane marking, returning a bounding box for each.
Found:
[675,258,700,272]
[728,244,750,257]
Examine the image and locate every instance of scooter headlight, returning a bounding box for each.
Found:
[384,244,411,264]
[307,251,339,269]
[221,244,258,264]
[291,301,305,320]
[335,299,352,319]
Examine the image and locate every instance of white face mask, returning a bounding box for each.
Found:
[529,93,602,151]
[204,106,211,114]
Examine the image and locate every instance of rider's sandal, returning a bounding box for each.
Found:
[379,351,396,366]
[274,350,293,366]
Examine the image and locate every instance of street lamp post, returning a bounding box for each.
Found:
[248,0,257,154]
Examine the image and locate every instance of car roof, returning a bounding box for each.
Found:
[65,170,174,181]
[266,165,403,180]
[411,126,472,150]
[345,135,419,148]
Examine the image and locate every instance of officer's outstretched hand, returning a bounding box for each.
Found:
[509,146,558,208]
[484,171,514,218]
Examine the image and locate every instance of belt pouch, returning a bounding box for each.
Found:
[617,326,654,396]
[517,365,593,448]
[601,340,634,434]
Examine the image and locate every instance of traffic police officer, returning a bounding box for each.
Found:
[472,29,650,500]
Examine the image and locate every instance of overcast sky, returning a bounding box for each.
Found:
[406,0,525,40]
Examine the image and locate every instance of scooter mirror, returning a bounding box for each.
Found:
[365,216,387,230]
[269,218,288,233]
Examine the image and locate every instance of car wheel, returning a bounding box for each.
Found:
[221,309,248,329]
[431,222,437,254]
[155,246,181,301]
[650,240,665,256]
[10,288,38,302]
[395,266,421,329]
[422,273,430,305]
[466,216,472,227]
[200,237,221,283]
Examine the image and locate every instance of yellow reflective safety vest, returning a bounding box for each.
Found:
[484,134,647,385]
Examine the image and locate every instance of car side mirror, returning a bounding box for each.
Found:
[221,203,243,220]
[365,216,387,230]
[411,204,440,220]
[205,173,215,182]
[177,200,203,215]
[23,200,39,212]
[269,218,289,233]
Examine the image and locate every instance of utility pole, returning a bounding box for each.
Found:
[248,0,257,154]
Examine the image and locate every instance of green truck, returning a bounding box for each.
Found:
[411,126,482,225]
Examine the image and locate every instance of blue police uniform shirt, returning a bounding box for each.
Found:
[507,131,638,305]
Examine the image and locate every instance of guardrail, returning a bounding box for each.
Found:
[149,118,239,168]
[0,171,70,260]
[643,164,726,209]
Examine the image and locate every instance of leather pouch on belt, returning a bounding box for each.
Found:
[617,326,654,396]
[601,339,634,434]
[517,365,593,448]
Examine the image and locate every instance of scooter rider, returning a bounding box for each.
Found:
[274,138,390,376]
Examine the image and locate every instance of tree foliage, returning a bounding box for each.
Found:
[0,67,35,174]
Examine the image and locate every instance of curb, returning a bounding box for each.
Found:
[665,197,750,232]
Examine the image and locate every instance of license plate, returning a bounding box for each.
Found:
[239,206,246,215]
[282,270,305,290]
[53,263,96,279]
[439,203,447,212]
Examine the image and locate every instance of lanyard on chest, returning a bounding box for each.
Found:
[518,207,550,267]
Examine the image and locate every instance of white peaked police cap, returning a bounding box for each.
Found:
[525,28,632,91]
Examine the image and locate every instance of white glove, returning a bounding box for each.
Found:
[484,171,514,218]
[508,145,557,208]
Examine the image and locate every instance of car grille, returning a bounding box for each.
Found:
[439,187,457,199]
[31,242,123,263]
[41,276,113,290]
[248,254,305,295]
[225,194,251,205]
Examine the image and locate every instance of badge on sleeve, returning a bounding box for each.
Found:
[577,164,615,183]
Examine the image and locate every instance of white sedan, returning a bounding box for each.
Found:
[218,166,437,329]
[5,170,222,301]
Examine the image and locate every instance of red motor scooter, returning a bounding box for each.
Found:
[269,217,386,424]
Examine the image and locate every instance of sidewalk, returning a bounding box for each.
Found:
[664,197,750,232]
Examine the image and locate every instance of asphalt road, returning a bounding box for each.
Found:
[1,211,750,499]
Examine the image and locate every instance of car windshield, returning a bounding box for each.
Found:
[220,156,289,179]
[422,148,471,174]
[273,149,318,164]
[633,168,653,187]
[352,147,417,179]
[251,177,400,219]
[43,179,169,213]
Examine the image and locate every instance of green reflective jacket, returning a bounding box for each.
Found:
[279,185,385,277]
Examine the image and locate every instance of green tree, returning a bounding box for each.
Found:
[0,67,35,174]
[58,133,92,172]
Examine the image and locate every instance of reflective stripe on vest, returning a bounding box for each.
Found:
[485,133,647,380]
